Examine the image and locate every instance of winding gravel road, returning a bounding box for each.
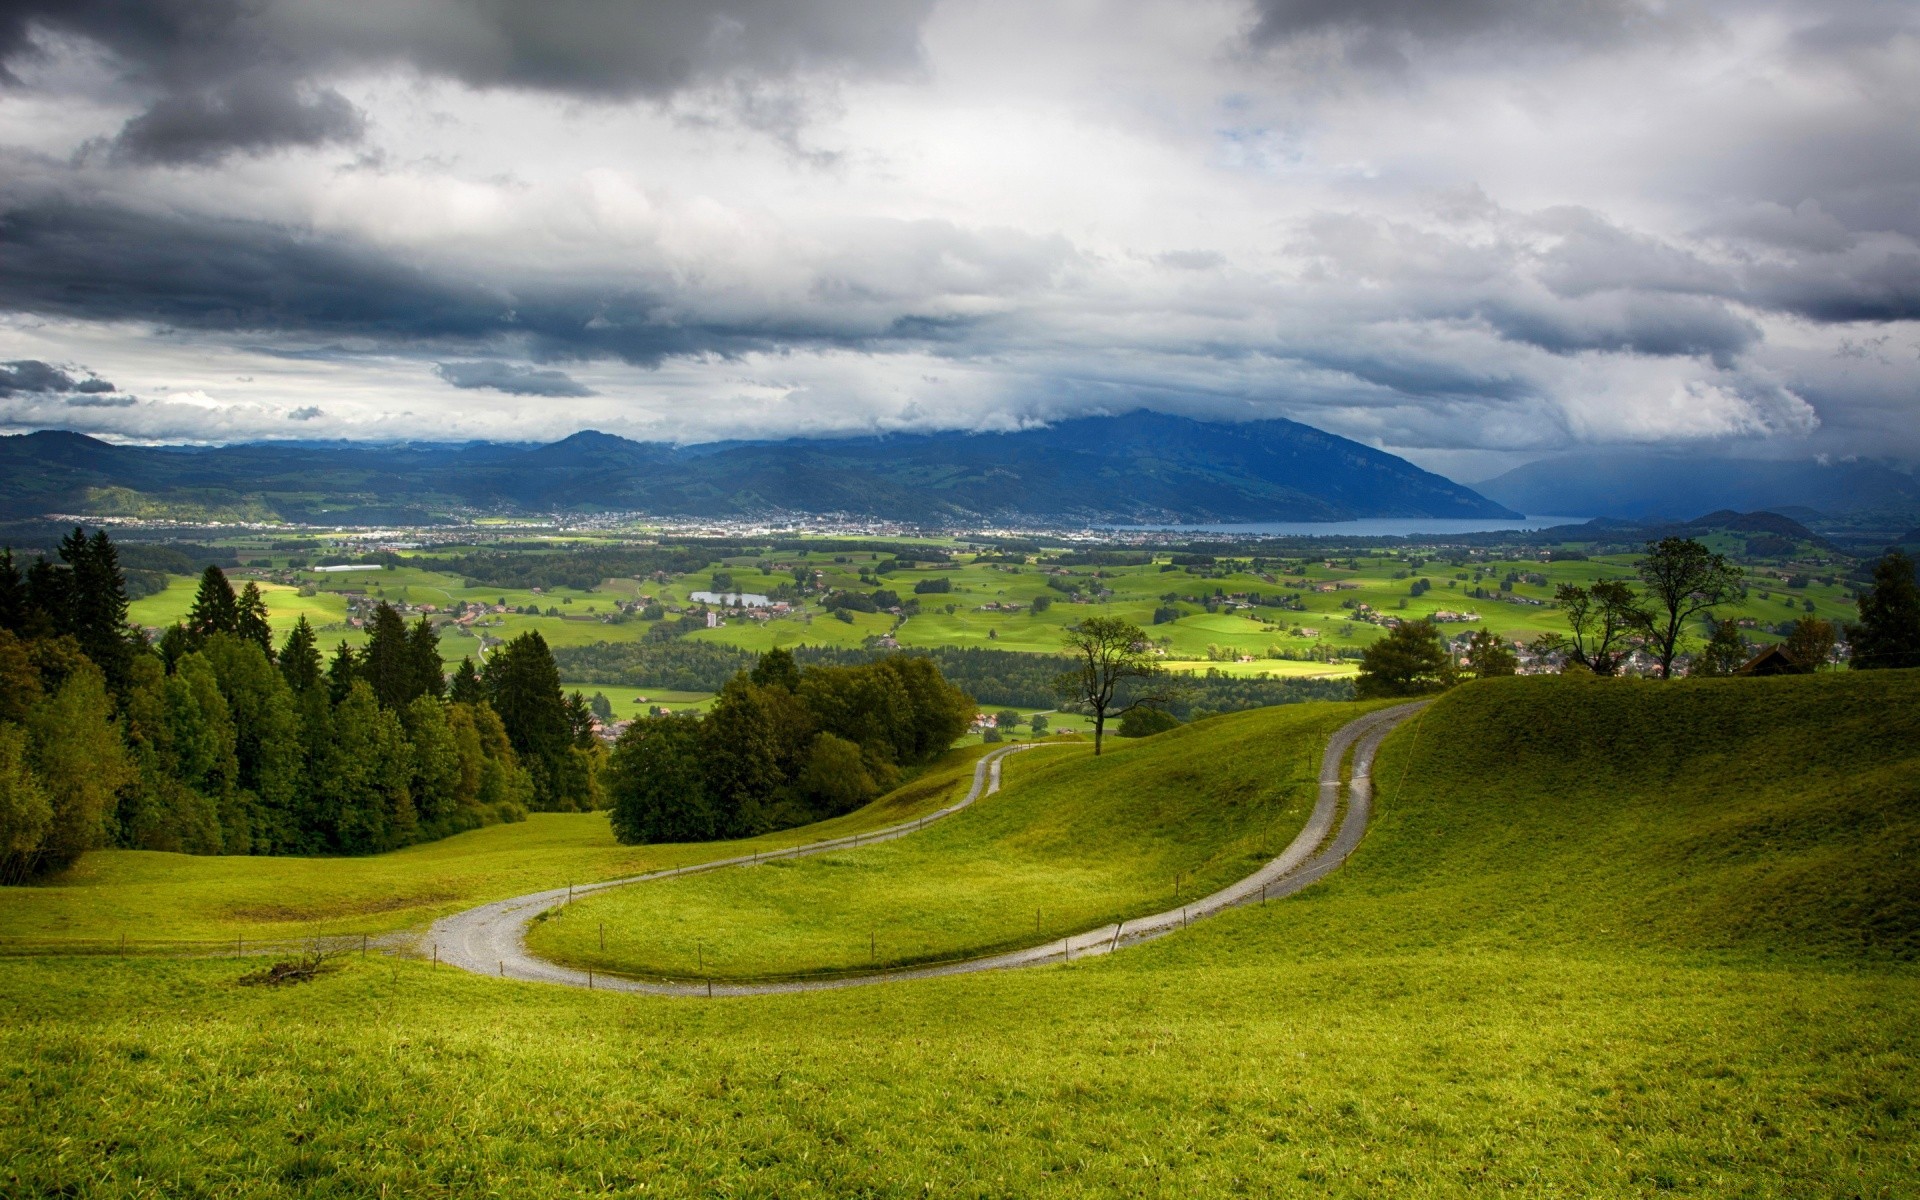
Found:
[426,700,1429,995]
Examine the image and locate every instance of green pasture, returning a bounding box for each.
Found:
[128,578,354,642]
[564,685,715,718]
[2,672,1915,1196]
[0,745,1002,948]
[526,704,1363,979]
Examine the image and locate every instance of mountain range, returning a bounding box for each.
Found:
[0,413,1519,526]
[1476,453,1920,521]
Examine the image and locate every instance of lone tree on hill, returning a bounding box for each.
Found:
[1637,537,1742,678]
[1054,617,1175,755]
[1849,550,1920,670]
[1545,579,1648,675]
[1356,620,1453,698]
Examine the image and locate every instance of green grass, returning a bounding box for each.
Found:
[1,673,1914,1197]
[525,704,1368,979]
[562,684,714,717]
[0,745,1004,947]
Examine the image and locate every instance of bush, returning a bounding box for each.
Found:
[1118,707,1180,738]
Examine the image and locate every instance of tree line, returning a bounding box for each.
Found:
[553,640,1353,713]
[605,649,975,844]
[0,530,597,883]
[1355,539,1920,697]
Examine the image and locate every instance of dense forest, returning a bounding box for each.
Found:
[0,530,597,883]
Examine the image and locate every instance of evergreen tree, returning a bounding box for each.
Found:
[185,566,239,643]
[1849,550,1920,670]
[277,616,322,693]
[482,632,578,810]
[408,615,445,701]
[360,603,416,709]
[326,641,358,704]
[565,691,596,748]
[235,582,273,652]
[157,624,193,673]
[0,549,26,634]
[58,529,134,690]
[449,656,484,705]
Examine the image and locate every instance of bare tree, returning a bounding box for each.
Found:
[1055,617,1177,755]
[1637,537,1742,678]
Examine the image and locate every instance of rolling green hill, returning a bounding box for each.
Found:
[1,673,1915,1196]
[526,702,1368,979]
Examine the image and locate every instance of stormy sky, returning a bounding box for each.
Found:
[0,0,1915,477]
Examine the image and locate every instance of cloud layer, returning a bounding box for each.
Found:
[0,0,1915,473]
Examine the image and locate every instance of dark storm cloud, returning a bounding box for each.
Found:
[0,190,1032,364]
[0,0,931,162]
[286,405,322,420]
[65,392,136,407]
[0,358,116,395]
[436,361,594,397]
[110,73,365,164]
[1247,0,1659,45]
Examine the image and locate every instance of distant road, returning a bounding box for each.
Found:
[427,701,1428,995]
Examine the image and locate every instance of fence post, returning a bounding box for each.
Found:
[433,942,438,967]
[587,970,593,990]
[499,960,504,976]
[599,922,605,952]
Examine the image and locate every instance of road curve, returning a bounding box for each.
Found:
[427,700,1429,995]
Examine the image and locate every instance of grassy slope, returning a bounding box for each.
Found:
[525,703,1365,979]
[0,745,1005,946]
[2,674,1914,1197]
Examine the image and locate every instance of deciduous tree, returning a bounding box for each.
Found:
[1054,617,1174,755]
[1637,537,1743,678]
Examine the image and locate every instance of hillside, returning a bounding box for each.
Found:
[1476,451,1920,519]
[528,702,1363,979]
[0,412,1517,523]
[1,673,1915,1195]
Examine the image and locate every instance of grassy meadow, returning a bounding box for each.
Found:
[0,744,1005,948]
[2,672,1915,1196]
[526,703,1368,979]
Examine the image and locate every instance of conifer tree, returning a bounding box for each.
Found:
[236,582,273,652]
[326,641,358,704]
[58,529,134,690]
[0,549,25,634]
[408,615,445,701]
[359,602,415,709]
[449,656,484,705]
[185,566,239,643]
[482,631,577,810]
[278,616,322,693]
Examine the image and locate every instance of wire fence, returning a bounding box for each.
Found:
[0,931,400,960]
